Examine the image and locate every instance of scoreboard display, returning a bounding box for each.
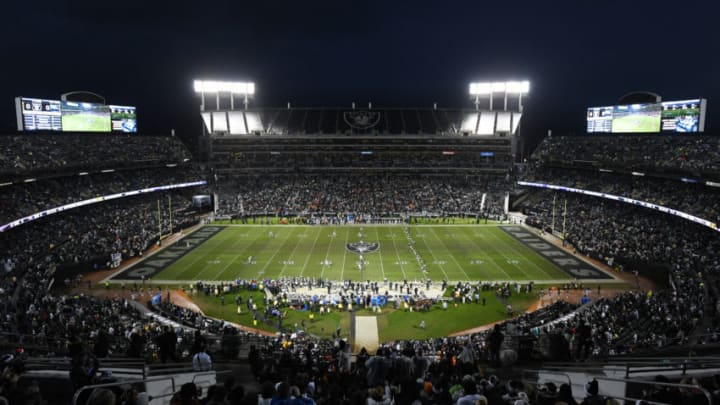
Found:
[661,99,703,132]
[109,105,137,133]
[15,97,137,133]
[586,106,613,133]
[587,98,706,134]
[16,98,62,131]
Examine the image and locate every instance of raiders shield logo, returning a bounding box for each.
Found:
[346,242,380,254]
[343,111,381,129]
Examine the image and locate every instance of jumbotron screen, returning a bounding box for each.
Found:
[15,97,137,133]
[61,101,111,132]
[587,98,706,133]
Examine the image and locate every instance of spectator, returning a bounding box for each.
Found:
[192,349,212,371]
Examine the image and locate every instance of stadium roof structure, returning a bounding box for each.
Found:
[200,107,524,137]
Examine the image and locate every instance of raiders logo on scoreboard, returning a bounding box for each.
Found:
[343,111,381,129]
[346,242,380,254]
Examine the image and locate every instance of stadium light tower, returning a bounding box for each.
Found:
[193,80,255,111]
[469,80,530,111]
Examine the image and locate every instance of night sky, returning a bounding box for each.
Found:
[1,0,717,152]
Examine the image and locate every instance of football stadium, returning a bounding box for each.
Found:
[2,5,719,405]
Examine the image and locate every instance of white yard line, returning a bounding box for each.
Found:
[297,227,322,278]
[388,228,409,280]
[174,229,236,280]
[426,226,471,281]
[373,227,387,280]
[479,228,537,280]
[456,227,515,281]
[319,228,338,279]
[256,228,297,278]
[488,227,555,279]
[278,229,310,278]
[210,230,268,281]
[412,228,450,281]
[194,231,249,280]
[340,227,350,281]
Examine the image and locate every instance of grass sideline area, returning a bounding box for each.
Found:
[151,224,572,283]
[181,288,538,341]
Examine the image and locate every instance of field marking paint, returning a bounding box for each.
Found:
[473,228,534,280]
[456,227,514,280]
[340,227,350,281]
[277,230,308,278]
[319,228,338,279]
[170,229,234,280]
[373,227,387,280]
[485,228,553,279]
[298,226,322,278]
[210,229,270,281]
[180,228,248,280]
[426,226,471,281]
[412,228,450,281]
[256,227,297,279]
[387,227,409,280]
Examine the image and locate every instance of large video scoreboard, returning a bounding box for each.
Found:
[15,97,137,133]
[587,98,706,134]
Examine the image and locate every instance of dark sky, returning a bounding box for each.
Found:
[1,0,717,152]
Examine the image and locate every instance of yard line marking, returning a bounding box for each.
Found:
[487,227,555,279]
[256,227,297,279]
[211,229,272,281]
[319,228,338,279]
[387,226,408,280]
[340,227,350,281]
[277,231,307,278]
[412,227,450,281]
[298,226,322,278]
[475,227,535,279]
[373,227,387,280]
[172,228,237,280]
[426,226,471,281]
[456,227,514,281]
[186,228,253,280]
[463,227,531,280]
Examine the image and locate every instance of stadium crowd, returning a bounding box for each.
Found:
[0,166,203,224]
[215,151,513,171]
[532,135,720,174]
[0,135,192,178]
[522,165,720,224]
[216,176,509,220]
[519,191,719,350]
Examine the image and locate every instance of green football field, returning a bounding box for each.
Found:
[151,224,574,283]
[61,113,111,132]
[611,114,661,132]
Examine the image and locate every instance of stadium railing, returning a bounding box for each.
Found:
[71,375,178,405]
[522,367,715,405]
[596,376,713,405]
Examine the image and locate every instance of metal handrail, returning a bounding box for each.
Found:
[594,376,713,405]
[71,375,176,405]
[144,370,233,401]
[192,369,231,383]
[521,369,572,387]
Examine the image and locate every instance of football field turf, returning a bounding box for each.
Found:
[148,224,589,283]
[61,113,111,132]
[611,114,661,132]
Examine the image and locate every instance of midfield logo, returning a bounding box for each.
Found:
[346,242,380,254]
